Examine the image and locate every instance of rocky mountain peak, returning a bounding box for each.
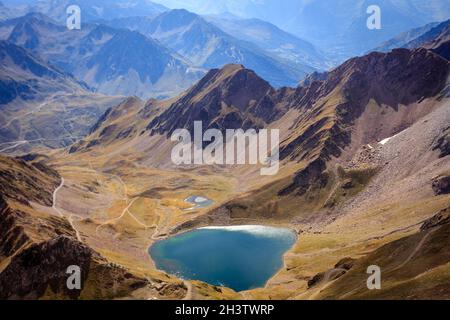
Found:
[278,46,449,195]
[189,64,272,108]
[147,64,276,135]
[336,48,449,108]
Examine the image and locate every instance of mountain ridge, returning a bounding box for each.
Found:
[1,12,205,99]
[102,8,316,87]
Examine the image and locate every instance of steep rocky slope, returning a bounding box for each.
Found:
[405,19,449,54]
[0,154,60,206]
[148,64,282,135]
[278,47,449,195]
[0,155,185,300]
[310,207,450,299]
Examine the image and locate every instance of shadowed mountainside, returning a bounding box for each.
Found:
[0,39,84,105]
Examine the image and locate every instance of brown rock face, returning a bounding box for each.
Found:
[421,207,450,231]
[433,129,450,158]
[280,48,449,195]
[0,195,30,258]
[0,236,92,299]
[147,64,279,135]
[432,175,450,195]
[307,257,355,289]
[0,236,148,300]
[279,159,328,196]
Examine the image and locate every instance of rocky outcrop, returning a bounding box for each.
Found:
[0,236,92,299]
[307,257,355,289]
[421,207,450,231]
[279,159,328,196]
[147,64,279,136]
[433,128,450,158]
[0,195,30,258]
[299,71,328,87]
[0,236,147,300]
[432,175,450,195]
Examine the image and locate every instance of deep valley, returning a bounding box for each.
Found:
[0,0,449,301]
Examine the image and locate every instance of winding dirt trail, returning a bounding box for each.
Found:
[69,214,83,242]
[182,280,194,300]
[60,164,196,300]
[52,178,65,218]
[0,141,29,153]
[0,136,83,154]
[395,231,431,270]
[96,197,139,234]
[52,178,83,242]
[0,94,58,130]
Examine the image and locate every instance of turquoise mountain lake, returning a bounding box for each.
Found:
[149,225,296,292]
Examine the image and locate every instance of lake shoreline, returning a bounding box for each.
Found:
[147,223,299,292]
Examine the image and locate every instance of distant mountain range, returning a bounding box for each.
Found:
[204,15,331,70]
[0,13,204,98]
[375,19,450,60]
[3,0,449,62]
[373,22,441,53]
[0,37,122,148]
[152,0,450,60]
[0,0,27,20]
[103,9,318,87]
[0,6,327,93]
[3,0,168,22]
[0,39,82,105]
